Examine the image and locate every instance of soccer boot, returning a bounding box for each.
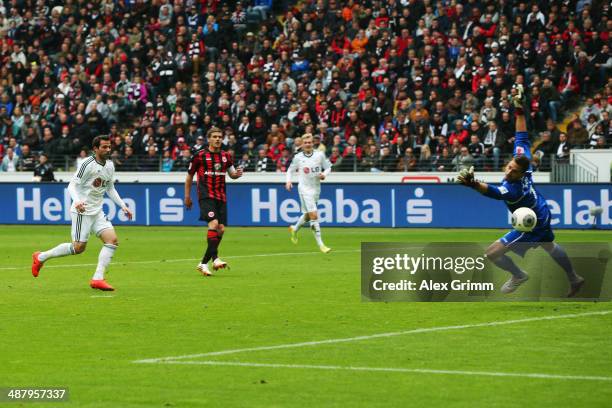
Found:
[31,251,43,277]
[90,279,115,291]
[212,258,228,271]
[289,225,298,244]
[500,274,529,294]
[567,276,585,298]
[319,245,331,254]
[197,263,212,276]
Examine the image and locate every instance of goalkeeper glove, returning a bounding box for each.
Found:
[456,166,477,188]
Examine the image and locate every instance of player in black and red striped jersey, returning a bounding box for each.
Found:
[184,127,243,276]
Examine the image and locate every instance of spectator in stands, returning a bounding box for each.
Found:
[162,151,174,172]
[1,147,19,172]
[567,120,590,147]
[0,0,608,176]
[140,146,160,172]
[173,149,192,172]
[18,145,37,172]
[580,98,602,126]
[33,153,55,182]
[556,133,571,163]
[255,148,276,172]
[433,147,453,172]
[452,146,475,172]
[120,146,139,172]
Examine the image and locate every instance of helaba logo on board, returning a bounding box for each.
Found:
[15,187,188,223]
[504,188,612,226]
[16,188,136,222]
[251,188,381,224]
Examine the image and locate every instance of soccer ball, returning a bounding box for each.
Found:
[511,207,537,232]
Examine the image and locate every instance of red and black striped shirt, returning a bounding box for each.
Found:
[188,148,234,202]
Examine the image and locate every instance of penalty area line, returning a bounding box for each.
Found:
[0,249,359,271]
[160,360,612,382]
[134,310,612,363]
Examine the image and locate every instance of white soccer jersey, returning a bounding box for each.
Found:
[69,156,123,215]
[286,150,331,194]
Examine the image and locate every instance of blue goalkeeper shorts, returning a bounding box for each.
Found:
[500,226,555,256]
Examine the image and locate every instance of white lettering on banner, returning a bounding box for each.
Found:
[362,199,381,223]
[279,198,300,223]
[160,187,183,222]
[601,189,611,225]
[548,200,561,225]
[318,200,333,222]
[42,197,62,221]
[406,188,433,224]
[576,200,596,225]
[17,188,41,220]
[336,189,358,223]
[252,188,277,222]
[564,189,572,225]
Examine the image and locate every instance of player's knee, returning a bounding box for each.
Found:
[217,224,225,235]
[309,212,318,221]
[106,238,119,246]
[485,244,504,261]
[209,220,219,230]
[73,242,87,254]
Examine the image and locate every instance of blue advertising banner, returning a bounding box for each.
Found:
[0,182,610,229]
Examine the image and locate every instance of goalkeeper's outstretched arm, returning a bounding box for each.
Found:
[457,167,522,201]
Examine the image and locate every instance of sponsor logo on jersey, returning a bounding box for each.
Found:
[214,163,222,171]
[93,178,102,187]
[303,167,310,174]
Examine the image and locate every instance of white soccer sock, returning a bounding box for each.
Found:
[311,221,324,246]
[293,213,308,232]
[92,244,117,280]
[38,243,75,262]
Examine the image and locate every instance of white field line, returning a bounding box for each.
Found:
[0,249,359,271]
[161,360,612,382]
[134,310,612,364]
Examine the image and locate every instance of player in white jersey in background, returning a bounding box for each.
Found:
[31,135,133,291]
[285,133,332,253]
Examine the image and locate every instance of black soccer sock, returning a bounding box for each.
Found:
[549,244,580,283]
[202,229,220,264]
[492,254,527,279]
[215,232,223,260]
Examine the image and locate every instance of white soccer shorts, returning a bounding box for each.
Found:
[299,191,320,213]
[71,211,113,242]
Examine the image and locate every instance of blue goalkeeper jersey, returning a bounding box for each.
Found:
[483,131,552,229]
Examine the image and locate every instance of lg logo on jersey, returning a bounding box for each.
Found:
[92,178,109,188]
[302,167,320,174]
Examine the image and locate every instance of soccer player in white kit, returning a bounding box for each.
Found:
[31,136,133,291]
[285,134,331,253]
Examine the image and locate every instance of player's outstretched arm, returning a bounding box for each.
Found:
[512,84,532,161]
[457,167,520,201]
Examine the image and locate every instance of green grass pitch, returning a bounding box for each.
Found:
[1,225,611,407]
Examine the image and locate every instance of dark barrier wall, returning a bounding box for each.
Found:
[0,183,610,229]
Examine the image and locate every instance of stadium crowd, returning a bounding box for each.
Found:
[0,0,610,177]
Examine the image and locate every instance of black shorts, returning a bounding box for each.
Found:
[199,198,227,225]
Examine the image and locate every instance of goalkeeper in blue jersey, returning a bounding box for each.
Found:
[457,85,584,297]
